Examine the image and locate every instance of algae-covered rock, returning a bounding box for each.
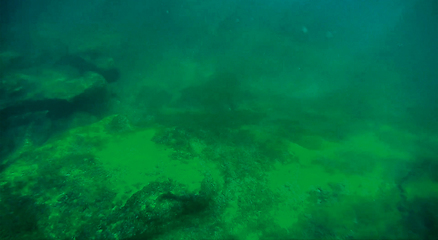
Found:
[0,116,218,240]
[0,70,106,110]
[0,68,110,140]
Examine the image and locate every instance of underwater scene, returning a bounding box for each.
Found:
[0,0,437,239]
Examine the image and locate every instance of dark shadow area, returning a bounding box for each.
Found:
[404,197,438,240]
[0,184,48,240]
[0,85,111,131]
[155,110,265,144]
[55,54,120,83]
[177,71,254,112]
[133,86,172,114]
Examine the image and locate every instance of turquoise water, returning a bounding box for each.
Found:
[1,0,437,239]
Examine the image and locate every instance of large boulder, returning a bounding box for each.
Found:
[0,65,109,124]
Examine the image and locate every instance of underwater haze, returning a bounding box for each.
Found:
[1,0,437,239]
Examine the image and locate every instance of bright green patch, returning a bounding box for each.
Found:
[96,129,206,204]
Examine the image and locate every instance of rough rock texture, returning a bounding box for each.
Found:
[0,49,118,122]
[0,116,219,240]
[0,70,107,115]
[0,50,115,167]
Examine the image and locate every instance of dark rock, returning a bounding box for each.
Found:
[0,71,107,122]
[55,54,120,83]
